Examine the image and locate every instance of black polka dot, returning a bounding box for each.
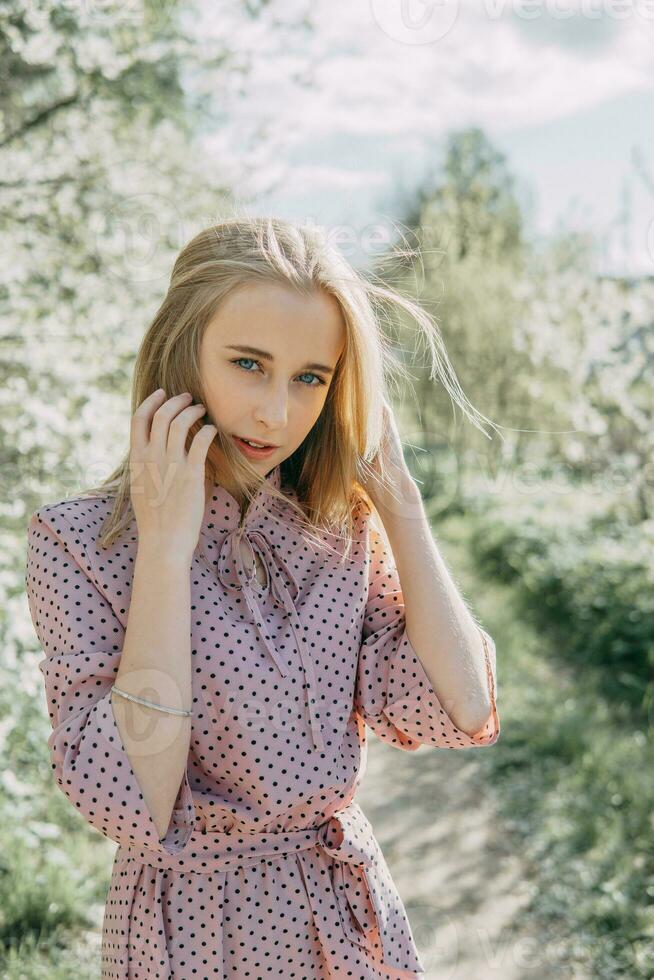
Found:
[25,463,499,978]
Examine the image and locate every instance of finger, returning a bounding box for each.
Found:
[130,389,167,459]
[149,392,193,458]
[166,403,207,458]
[187,423,217,467]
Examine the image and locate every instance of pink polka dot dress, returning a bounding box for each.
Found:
[25,463,500,979]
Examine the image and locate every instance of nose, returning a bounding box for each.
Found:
[255,383,288,430]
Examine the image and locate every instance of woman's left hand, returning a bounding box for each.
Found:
[359,397,419,513]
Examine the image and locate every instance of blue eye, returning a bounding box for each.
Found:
[230,358,327,387]
[297,372,327,387]
[232,357,258,373]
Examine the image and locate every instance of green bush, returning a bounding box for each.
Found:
[470,512,654,720]
[443,505,654,978]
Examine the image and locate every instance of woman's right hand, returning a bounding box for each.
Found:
[129,389,217,565]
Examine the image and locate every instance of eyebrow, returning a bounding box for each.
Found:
[224,344,336,375]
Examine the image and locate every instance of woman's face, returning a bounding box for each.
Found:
[199,281,346,478]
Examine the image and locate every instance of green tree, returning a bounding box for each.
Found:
[382,127,536,497]
[2,2,312,968]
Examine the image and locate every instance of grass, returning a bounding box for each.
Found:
[1,929,102,979]
[0,675,111,975]
[435,506,654,979]
[3,494,652,978]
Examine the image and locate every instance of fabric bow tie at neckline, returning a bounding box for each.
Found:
[198,465,327,752]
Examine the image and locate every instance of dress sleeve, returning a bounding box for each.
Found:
[354,517,500,751]
[25,508,196,853]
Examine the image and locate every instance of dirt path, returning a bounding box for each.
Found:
[80,733,588,978]
[357,736,589,980]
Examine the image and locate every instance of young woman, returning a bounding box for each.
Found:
[25,217,500,979]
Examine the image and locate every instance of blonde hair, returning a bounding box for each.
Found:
[80,215,499,562]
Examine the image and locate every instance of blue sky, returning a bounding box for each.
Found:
[199,0,654,276]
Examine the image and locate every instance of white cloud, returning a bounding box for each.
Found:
[193,0,654,275]
[197,1,650,142]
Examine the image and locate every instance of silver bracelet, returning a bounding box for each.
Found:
[111,684,192,717]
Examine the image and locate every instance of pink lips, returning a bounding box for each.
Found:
[232,435,277,458]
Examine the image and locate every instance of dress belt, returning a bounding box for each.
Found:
[119,799,424,975]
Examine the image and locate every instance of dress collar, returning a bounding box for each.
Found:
[196,462,327,751]
[200,463,283,537]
